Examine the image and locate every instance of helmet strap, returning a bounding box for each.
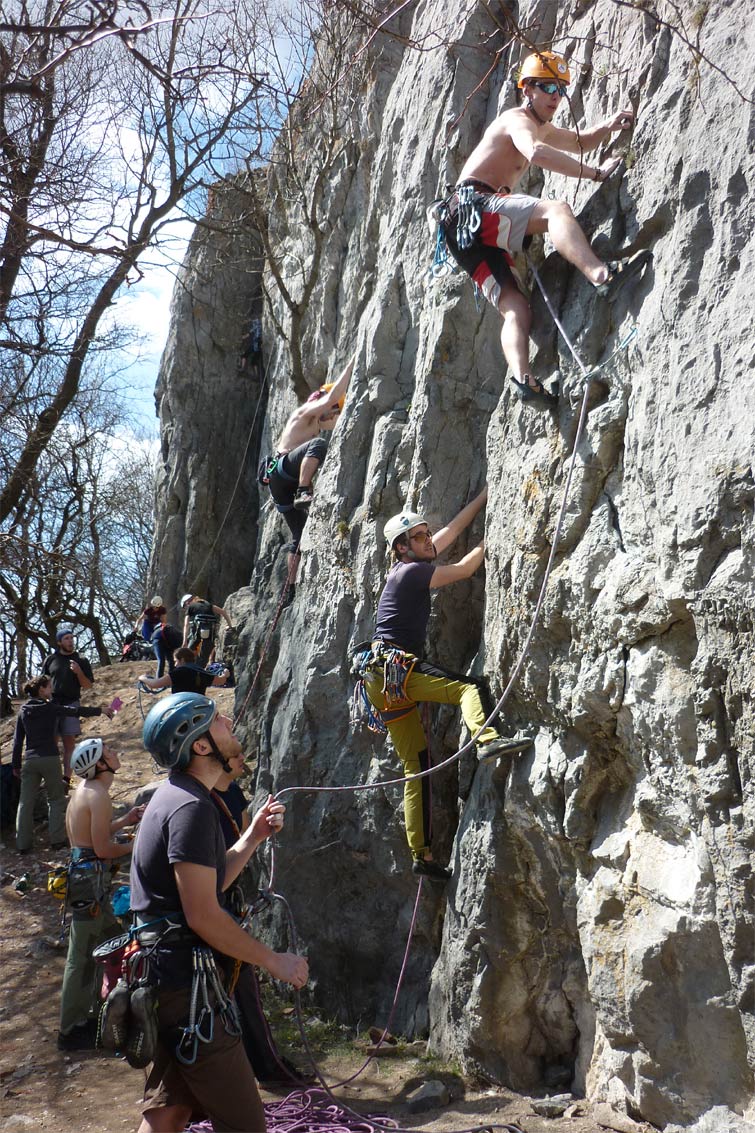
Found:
[203,731,231,774]
[524,98,547,127]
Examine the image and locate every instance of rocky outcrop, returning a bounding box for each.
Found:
[155,1,755,1127]
[149,183,266,613]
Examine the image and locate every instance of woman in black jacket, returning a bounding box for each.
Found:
[12,674,112,852]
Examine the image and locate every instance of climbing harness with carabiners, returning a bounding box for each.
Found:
[350,642,418,732]
[176,947,242,1066]
[454,182,482,250]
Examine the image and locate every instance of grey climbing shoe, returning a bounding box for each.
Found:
[477,734,534,764]
[99,978,131,1051]
[293,486,313,511]
[125,985,159,1070]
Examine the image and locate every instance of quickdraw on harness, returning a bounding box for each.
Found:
[455,182,482,251]
[257,453,280,487]
[176,947,242,1066]
[426,195,456,283]
[350,642,417,734]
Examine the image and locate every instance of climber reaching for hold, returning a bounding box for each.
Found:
[429,49,652,407]
[355,489,533,883]
[259,354,356,586]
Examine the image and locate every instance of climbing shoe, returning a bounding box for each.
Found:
[293,486,313,511]
[57,1020,98,1051]
[510,375,558,408]
[477,734,534,764]
[412,858,452,882]
[594,249,653,298]
[125,985,159,1070]
[99,978,131,1052]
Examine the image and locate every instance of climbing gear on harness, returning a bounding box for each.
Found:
[176,947,241,1066]
[411,857,451,882]
[594,249,653,298]
[510,374,559,407]
[350,671,387,734]
[99,940,159,1067]
[256,453,279,487]
[455,182,482,251]
[66,851,110,917]
[293,485,313,510]
[383,511,427,547]
[71,736,103,780]
[517,50,570,87]
[142,692,217,771]
[351,641,418,733]
[99,976,132,1051]
[477,734,534,764]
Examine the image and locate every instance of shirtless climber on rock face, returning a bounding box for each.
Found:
[265,355,355,579]
[436,50,650,407]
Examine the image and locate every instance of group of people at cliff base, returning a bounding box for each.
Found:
[133,592,233,675]
[10,638,307,1114]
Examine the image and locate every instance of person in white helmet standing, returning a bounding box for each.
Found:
[361,487,532,882]
[58,738,144,1050]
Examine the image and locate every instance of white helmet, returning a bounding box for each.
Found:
[71,737,104,779]
[150,594,163,607]
[383,511,427,547]
[180,593,193,608]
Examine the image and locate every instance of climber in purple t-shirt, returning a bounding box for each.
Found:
[365,488,533,882]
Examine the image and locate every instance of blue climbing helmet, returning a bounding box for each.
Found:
[142,692,217,771]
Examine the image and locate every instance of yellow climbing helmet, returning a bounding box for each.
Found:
[307,381,345,412]
[517,51,571,88]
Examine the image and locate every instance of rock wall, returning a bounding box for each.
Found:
[149,183,266,615]
[155,1,755,1127]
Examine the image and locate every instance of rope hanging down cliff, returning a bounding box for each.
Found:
[272,324,639,817]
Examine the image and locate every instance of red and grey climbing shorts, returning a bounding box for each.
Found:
[444,187,538,308]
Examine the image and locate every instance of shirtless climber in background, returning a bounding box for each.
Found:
[435,50,651,406]
[262,354,355,584]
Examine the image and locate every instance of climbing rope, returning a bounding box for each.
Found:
[527,253,638,377]
[227,272,637,1127]
[272,288,639,809]
[136,679,164,721]
[220,885,520,1133]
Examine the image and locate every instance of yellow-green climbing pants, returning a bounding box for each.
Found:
[364,664,499,858]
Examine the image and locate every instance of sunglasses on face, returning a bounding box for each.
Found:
[409,529,433,542]
[533,81,567,97]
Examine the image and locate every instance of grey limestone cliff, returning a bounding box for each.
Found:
[149,183,266,614]
[153,1,755,1127]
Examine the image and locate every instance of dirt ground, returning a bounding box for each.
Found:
[1,665,647,1133]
